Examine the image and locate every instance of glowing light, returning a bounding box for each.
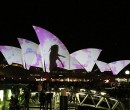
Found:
[35,78,46,81]
[59,88,65,91]
[80,89,86,92]
[7,89,12,100]
[104,79,109,83]
[115,78,127,82]
[0,90,4,101]
[90,90,96,94]
[100,92,106,96]
[125,70,130,75]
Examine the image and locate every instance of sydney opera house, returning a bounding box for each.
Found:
[0,26,130,81]
[0,26,130,109]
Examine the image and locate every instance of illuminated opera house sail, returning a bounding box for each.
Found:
[0,25,130,76]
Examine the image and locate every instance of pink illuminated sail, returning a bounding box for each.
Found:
[0,46,24,66]
[95,60,111,72]
[69,56,84,70]
[33,26,70,72]
[108,60,130,75]
[17,38,43,70]
[71,48,102,72]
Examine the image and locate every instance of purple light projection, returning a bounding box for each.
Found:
[71,48,102,72]
[17,38,43,70]
[108,60,130,75]
[69,56,85,70]
[95,60,111,72]
[3,25,130,76]
[0,46,24,66]
[33,26,70,72]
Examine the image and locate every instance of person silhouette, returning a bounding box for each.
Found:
[49,44,65,71]
[39,90,46,110]
[24,88,30,110]
[46,92,53,110]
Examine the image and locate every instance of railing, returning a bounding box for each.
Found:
[76,91,125,110]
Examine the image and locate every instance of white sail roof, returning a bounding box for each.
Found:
[17,38,43,70]
[95,60,111,72]
[71,48,102,72]
[108,60,130,75]
[33,26,70,72]
[0,46,24,66]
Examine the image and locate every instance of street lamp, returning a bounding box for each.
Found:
[125,70,130,110]
[125,70,130,75]
[125,70,130,84]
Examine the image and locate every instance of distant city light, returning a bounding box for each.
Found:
[100,92,106,96]
[104,79,109,83]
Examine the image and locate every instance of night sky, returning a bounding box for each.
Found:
[0,1,130,63]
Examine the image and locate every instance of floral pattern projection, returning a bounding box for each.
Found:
[70,48,102,72]
[33,26,70,72]
[108,60,130,75]
[69,56,85,70]
[1,25,130,75]
[17,38,43,70]
[0,46,24,67]
[95,60,111,72]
